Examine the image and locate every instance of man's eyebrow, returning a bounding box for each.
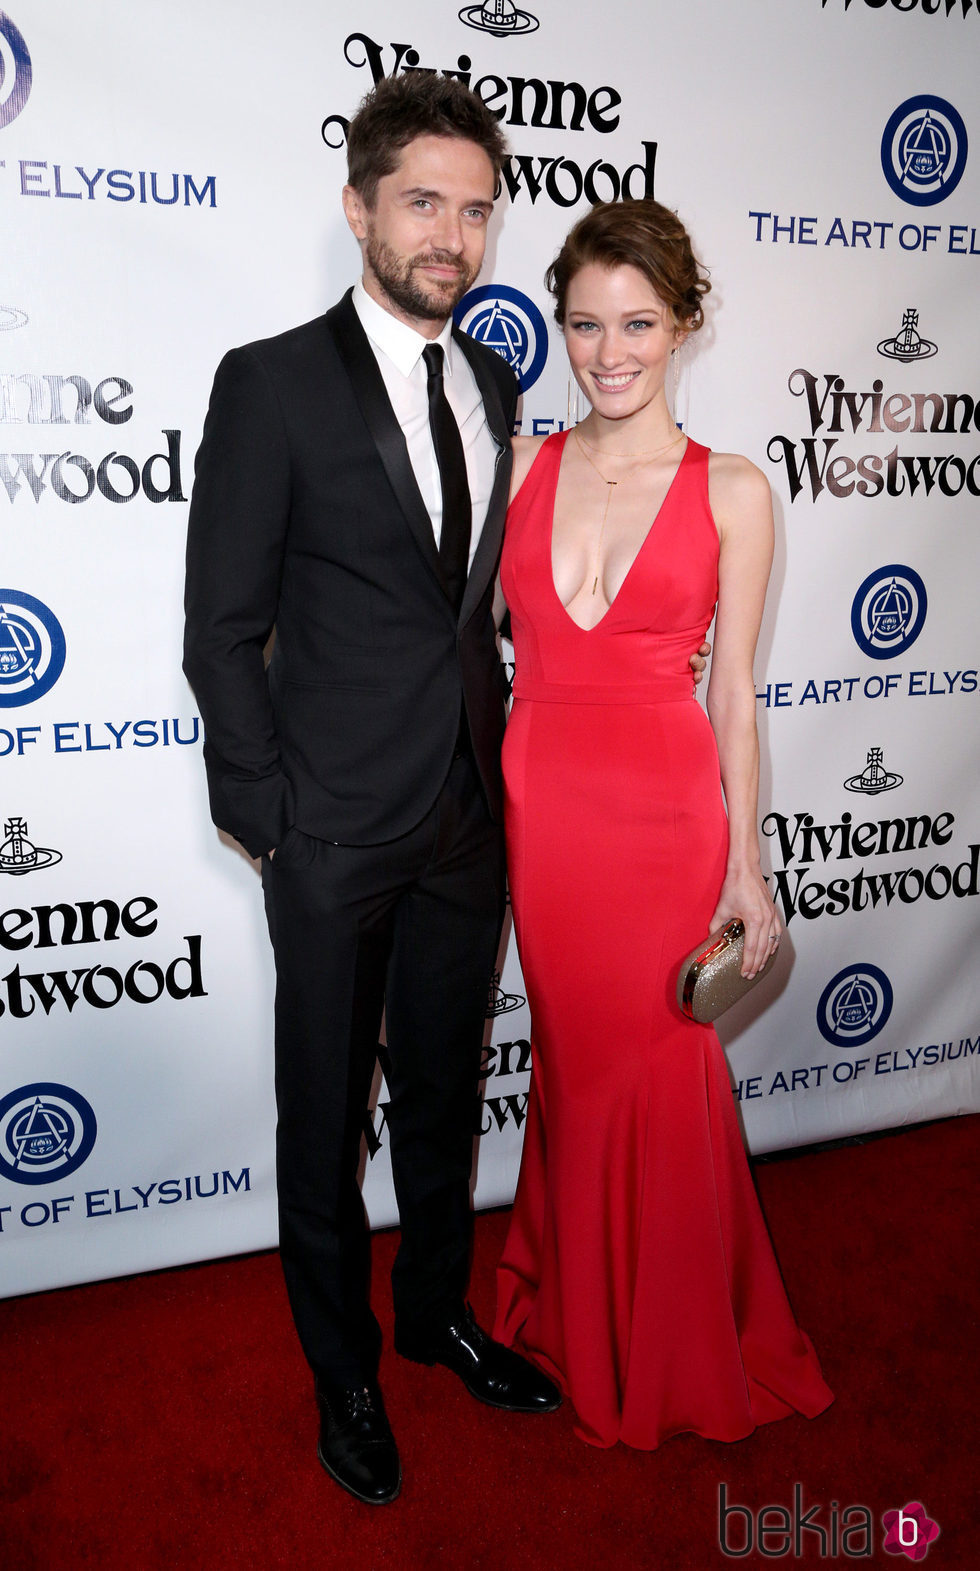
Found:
[400,185,493,211]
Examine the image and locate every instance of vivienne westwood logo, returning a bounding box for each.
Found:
[0,815,62,874]
[459,0,540,37]
[0,304,28,331]
[486,969,525,1017]
[843,748,903,797]
[877,308,937,364]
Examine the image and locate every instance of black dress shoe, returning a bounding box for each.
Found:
[315,1380,401,1505]
[396,1304,561,1413]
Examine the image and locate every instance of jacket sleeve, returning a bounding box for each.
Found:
[182,346,294,859]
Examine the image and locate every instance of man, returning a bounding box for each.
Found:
[183,75,558,1507]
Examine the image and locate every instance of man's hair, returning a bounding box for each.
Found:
[346,75,508,208]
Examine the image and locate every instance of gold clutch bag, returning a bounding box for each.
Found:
[676,918,777,1024]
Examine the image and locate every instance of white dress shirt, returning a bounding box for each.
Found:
[352,280,500,570]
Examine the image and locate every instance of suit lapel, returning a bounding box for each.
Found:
[326,292,514,625]
[326,292,450,597]
[454,329,513,627]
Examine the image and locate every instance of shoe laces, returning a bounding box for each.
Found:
[346,1385,381,1421]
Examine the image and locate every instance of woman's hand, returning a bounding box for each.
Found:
[709,863,781,979]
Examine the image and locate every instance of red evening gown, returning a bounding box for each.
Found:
[494,431,833,1449]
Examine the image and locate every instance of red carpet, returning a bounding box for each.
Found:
[1,1115,976,1569]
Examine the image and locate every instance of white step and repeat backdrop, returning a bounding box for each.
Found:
[2,0,977,1296]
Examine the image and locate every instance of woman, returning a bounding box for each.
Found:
[494,200,833,1449]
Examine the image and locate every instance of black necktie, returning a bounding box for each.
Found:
[423,342,471,611]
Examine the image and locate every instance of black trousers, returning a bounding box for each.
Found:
[261,753,505,1386]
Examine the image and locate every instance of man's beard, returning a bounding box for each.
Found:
[365,234,476,321]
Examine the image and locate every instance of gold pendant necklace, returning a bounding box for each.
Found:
[573,428,684,595]
[576,429,685,464]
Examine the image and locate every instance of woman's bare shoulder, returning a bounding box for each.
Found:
[707,450,773,535]
[708,449,770,499]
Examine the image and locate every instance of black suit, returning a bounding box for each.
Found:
[184,291,519,1382]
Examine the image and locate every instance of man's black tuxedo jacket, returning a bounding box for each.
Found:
[183,291,519,861]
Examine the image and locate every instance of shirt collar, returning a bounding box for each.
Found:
[353,279,457,379]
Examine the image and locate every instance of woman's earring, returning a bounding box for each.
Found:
[566,372,590,430]
[671,344,688,430]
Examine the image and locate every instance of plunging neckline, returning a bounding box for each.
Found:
[550,429,691,634]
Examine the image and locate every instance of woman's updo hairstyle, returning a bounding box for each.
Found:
[546,199,711,333]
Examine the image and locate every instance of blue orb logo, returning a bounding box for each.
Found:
[0,1083,98,1185]
[0,589,67,707]
[850,565,927,662]
[817,964,894,1050]
[881,96,968,207]
[0,13,32,130]
[455,285,549,392]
